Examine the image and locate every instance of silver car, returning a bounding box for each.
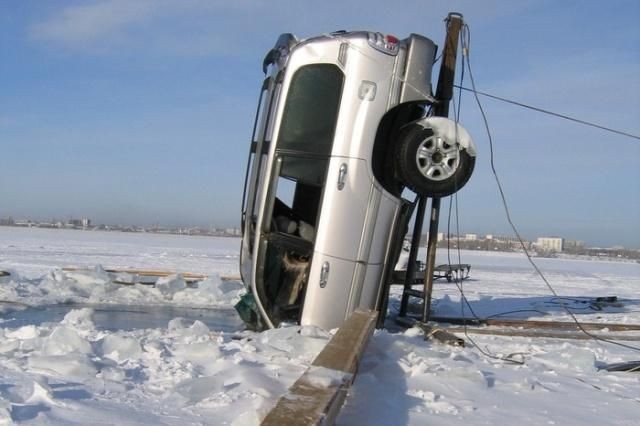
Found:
[238,30,476,331]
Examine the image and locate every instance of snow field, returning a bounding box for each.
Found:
[338,327,640,425]
[0,227,240,279]
[0,307,331,424]
[1,228,639,424]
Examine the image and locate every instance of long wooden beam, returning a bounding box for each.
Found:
[61,267,241,282]
[442,326,640,341]
[262,310,378,426]
[430,316,640,332]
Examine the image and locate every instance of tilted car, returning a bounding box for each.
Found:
[237,30,476,331]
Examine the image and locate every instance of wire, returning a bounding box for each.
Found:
[443,27,523,365]
[445,195,479,319]
[546,296,607,311]
[461,23,640,354]
[451,192,524,363]
[453,88,640,141]
[447,38,480,321]
[486,309,549,319]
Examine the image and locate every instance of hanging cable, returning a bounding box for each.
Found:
[452,85,640,141]
[445,29,524,365]
[461,23,640,353]
[448,54,481,320]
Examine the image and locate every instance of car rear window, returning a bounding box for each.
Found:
[277,64,343,156]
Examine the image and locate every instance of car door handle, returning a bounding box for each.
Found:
[320,262,330,288]
[337,163,348,190]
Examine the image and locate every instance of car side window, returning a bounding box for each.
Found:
[277,64,344,156]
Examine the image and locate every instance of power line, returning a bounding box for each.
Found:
[453,84,640,141]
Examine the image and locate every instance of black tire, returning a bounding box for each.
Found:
[395,122,475,198]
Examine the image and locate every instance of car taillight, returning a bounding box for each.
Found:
[367,32,400,55]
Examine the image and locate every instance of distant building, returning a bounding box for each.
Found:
[0,217,14,226]
[464,233,478,241]
[564,240,584,251]
[536,237,564,252]
[68,219,81,228]
[490,235,522,245]
[225,228,241,236]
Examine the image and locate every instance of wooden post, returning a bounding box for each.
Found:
[422,13,464,323]
[398,197,427,317]
[422,198,441,322]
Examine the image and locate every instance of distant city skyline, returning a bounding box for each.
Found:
[2,1,639,249]
[1,213,636,250]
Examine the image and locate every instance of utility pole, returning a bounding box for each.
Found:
[397,13,464,323]
[422,13,464,323]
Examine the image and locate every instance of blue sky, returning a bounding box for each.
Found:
[1,1,639,248]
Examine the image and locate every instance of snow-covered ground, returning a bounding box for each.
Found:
[0,227,240,279]
[1,227,639,425]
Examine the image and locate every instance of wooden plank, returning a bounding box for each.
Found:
[220,275,242,282]
[311,309,378,373]
[63,267,208,280]
[62,267,241,282]
[443,326,640,341]
[602,361,640,372]
[262,310,378,426]
[430,316,640,332]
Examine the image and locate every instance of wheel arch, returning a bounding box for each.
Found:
[370,102,429,197]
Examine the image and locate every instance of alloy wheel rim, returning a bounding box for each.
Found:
[415,135,460,181]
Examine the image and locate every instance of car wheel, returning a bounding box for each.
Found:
[395,122,475,197]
